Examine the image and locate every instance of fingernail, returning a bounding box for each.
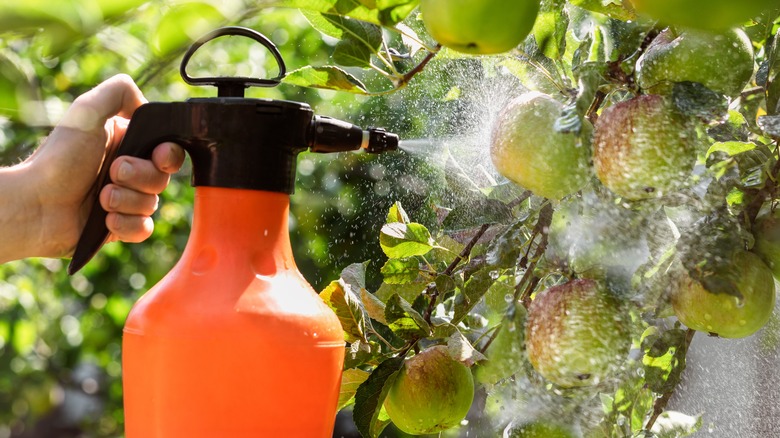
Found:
[109,189,120,209]
[119,161,133,181]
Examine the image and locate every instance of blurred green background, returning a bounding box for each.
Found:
[0,1,463,436]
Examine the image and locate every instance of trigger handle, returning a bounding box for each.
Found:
[68,103,183,275]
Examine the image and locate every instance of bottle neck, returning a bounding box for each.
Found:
[183,187,295,273]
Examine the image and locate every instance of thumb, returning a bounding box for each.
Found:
[59,74,147,133]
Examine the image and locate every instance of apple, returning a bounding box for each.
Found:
[752,210,780,280]
[491,92,592,200]
[636,28,754,99]
[629,0,777,31]
[593,94,696,200]
[384,345,474,435]
[671,250,776,338]
[504,419,577,438]
[526,279,630,388]
[419,0,540,55]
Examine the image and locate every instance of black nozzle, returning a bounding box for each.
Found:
[308,116,399,154]
[365,128,399,153]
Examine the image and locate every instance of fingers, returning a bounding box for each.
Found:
[102,141,183,244]
[105,213,154,243]
[152,142,186,174]
[60,74,146,132]
[110,155,172,195]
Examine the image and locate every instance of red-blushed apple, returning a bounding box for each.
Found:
[593,95,696,200]
[526,279,630,388]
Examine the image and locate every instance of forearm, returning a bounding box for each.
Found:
[0,163,40,263]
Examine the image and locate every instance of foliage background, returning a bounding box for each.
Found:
[2,0,780,437]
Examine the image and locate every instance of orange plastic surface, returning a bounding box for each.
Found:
[122,187,344,437]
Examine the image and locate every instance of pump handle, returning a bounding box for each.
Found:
[180,26,287,97]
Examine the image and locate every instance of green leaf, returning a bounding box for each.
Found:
[385,293,431,339]
[0,49,39,122]
[380,258,420,284]
[375,281,427,303]
[453,269,495,324]
[671,81,728,120]
[380,222,434,258]
[447,330,486,367]
[534,0,568,60]
[320,280,367,342]
[361,288,388,325]
[353,356,405,438]
[766,29,780,115]
[442,199,514,231]
[303,11,383,47]
[386,201,410,224]
[486,220,531,269]
[333,37,375,67]
[338,368,370,409]
[706,141,757,158]
[283,0,419,26]
[641,327,689,394]
[344,340,383,369]
[152,2,225,56]
[282,66,369,94]
[341,262,368,291]
[568,0,635,20]
[758,115,780,138]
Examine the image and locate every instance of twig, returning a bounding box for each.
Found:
[423,224,491,323]
[644,329,696,431]
[395,44,441,89]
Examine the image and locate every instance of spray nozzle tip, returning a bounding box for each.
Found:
[365,128,399,153]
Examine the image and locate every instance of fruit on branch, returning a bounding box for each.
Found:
[636,28,754,98]
[629,0,777,30]
[593,95,696,200]
[384,345,475,435]
[526,279,630,388]
[753,210,780,281]
[419,0,540,55]
[503,418,578,437]
[491,92,592,200]
[671,250,776,338]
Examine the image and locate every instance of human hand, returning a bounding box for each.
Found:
[1,74,184,262]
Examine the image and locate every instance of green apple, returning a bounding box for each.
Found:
[672,251,776,338]
[636,28,754,98]
[504,419,578,438]
[629,0,777,30]
[593,95,696,200]
[420,0,540,55]
[384,345,474,435]
[491,92,592,200]
[526,279,630,388]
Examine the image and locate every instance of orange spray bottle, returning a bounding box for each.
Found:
[67,27,398,437]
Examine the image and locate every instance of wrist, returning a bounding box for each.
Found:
[0,162,42,263]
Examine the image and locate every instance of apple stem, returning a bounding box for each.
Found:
[644,328,696,431]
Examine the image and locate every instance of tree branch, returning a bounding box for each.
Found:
[423,224,491,323]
